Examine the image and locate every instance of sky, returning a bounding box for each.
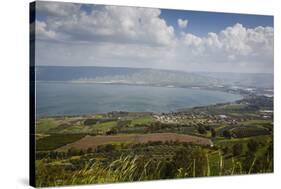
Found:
[34,1,274,73]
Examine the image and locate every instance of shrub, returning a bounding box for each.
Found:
[232,143,243,156]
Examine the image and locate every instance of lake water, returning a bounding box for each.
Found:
[36,82,242,117]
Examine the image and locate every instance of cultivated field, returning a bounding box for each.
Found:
[35,96,273,187]
[57,133,212,151]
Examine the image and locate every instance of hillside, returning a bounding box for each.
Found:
[36,66,273,88]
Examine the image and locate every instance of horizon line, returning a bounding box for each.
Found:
[36,65,273,74]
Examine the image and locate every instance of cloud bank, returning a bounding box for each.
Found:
[35,2,273,73]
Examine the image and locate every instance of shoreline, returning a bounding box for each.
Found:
[35,81,273,120]
[35,81,250,119]
[36,98,247,119]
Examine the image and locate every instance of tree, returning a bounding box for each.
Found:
[222,146,229,155]
[106,128,117,135]
[211,128,216,138]
[86,147,92,153]
[205,125,210,131]
[159,160,177,179]
[172,148,193,176]
[198,125,207,134]
[104,144,115,152]
[222,130,232,138]
[232,143,243,156]
[247,140,259,153]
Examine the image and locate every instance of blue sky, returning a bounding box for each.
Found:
[37,3,273,37]
[160,9,273,36]
[35,1,274,73]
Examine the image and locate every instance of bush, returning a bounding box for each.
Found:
[211,128,216,138]
[84,118,117,126]
[247,140,259,153]
[222,130,232,138]
[222,146,229,155]
[84,119,99,125]
[198,125,207,134]
[232,143,243,156]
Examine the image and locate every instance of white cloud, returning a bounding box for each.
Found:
[36,20,57,39]
[176,23,273,72]
[36,1,80,17]
[35,2,273,73]
[177,18,188,29]
[36,2,175,46]
[181,23,273,59]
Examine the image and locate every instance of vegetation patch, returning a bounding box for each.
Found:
[36,134,86,151]
[36,118,59,133]
[231,127,270,138]
[130,116,155,126]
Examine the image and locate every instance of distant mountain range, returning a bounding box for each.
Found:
[36,66,273,88]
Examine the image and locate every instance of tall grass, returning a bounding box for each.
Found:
[36,148,273,187]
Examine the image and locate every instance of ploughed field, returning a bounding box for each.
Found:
[57,133,212,151]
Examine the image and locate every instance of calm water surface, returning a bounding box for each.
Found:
[36,82,242,117]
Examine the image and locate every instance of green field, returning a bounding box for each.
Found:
[36,134,86,151]
[35,96,273,187]
[36,118,59,133]
[130,116,155,126]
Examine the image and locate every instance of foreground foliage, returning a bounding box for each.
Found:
[36,139,273,187]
